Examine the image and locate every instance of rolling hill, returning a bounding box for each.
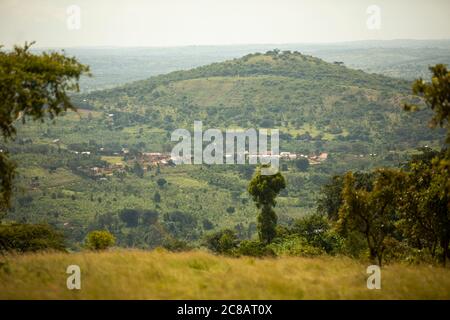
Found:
[4,50,445,249]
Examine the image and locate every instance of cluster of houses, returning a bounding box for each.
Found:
[279,151,328,164]
[82,150,328,179]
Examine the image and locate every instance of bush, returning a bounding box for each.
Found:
[162,238,191,252]
[85,230,115,250]
[204,229,239,254]
[236,240,275,257]
[268,235,324,257]
[0,223,65,253]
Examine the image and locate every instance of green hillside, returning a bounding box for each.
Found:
[4,50,445,249]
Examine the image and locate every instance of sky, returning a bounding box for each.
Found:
[1,0,450,48]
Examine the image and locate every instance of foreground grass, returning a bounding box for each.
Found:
[1,249,449,299]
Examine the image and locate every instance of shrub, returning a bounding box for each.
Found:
[236,240,275,257]
[204,229,239,254]
[85,230,115,250]
[162,238,191,252]
[0,223,65,253]
[268,235,324,257]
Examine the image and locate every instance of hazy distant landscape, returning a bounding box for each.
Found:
[32,40,450,92]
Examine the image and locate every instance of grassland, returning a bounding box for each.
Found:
[1,250,449,300]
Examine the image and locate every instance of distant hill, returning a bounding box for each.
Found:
[38,40,450,91]
[81,50,444,154]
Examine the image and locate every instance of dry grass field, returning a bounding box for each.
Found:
[1,249,449,300]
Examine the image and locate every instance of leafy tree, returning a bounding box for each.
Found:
[248,166,286,244]
[403,65,450,265]
[0,223,65,252]
[141,210,158,225]
[338,169,405,266]
[119,209,140,228]
[405,64,450,142]
[398,152,450,265]
[163,211,198,240]
[133,162,144,178]
[85,230,115,250]
[317,172,374,221]
[292,213,341,254]
[294,158,309,172]
[0,42,89,212]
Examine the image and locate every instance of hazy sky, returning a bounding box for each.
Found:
[1,0,450,48]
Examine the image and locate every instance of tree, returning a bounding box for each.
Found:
[85,230,115,250]
[157,178,167,188]
[317,172,374,221]
[0,42,89,212]
[153,191,161,203]
[398,151,450,265]
[403,65,450,265]
[141,210,158,225]
[292,213,340,253]
[337,169,405,266]
[133,161,144,178]
[0,223,65,252]
[248,166,286,244]
[405,64,450,142]
[294,158,309,172]
[119,209,140,228]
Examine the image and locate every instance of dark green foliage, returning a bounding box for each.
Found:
[317,172,374,221]
[257,206,278,245]
[248,168,286,209]
[236,240,275,257]
[204,229,239,254]
[248,167,286,244]
[0,223,65,252]
[0,42,89,209]
[133,162,144,178]
[292,213,342,254]
[202,218,214,230]
[157,178,167,188]
[141,210,159,225]
[405,64,450,141]
[294,158,309,172]
[163,211,198,240]
[119,209,140,228]
[162,238,191,252]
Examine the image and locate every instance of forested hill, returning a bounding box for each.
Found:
[77,50,441,153]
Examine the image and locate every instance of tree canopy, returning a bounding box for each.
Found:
[0,42,89,212]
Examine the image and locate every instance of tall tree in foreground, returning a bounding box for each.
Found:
[0,42,89,214]
[405,64,450,142]
[398,150,450,266]
[338,169,405,266]
[248,167,286,244]
[404,65,450,265]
